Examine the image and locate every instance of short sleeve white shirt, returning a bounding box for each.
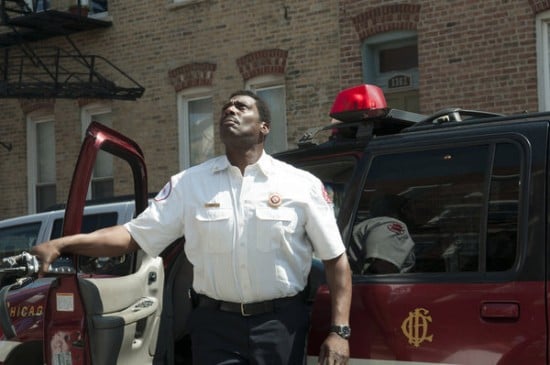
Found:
[124,152,345,303]
[351,216,415,272]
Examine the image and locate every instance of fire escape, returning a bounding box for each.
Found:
[0,0,144,100]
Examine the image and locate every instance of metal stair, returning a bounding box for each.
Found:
[0,0,145,100]
[0,0,32,20]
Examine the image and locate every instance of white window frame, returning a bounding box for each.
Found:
[537,11,550,111]
[177,87,214,170]
[362,30,419,91]
[26,113,55,214]
[247,75,288,154]
[81,0,109,18]
[167,0,204,10]
[81,103,113,200]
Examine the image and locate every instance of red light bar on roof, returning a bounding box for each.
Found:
[329,84,389,123]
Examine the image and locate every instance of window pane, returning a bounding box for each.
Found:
[256,86,287,154]
[379,44,418,72]
[92,178,114,199]
[88,113,113,199]
[486,144,520,271]
[363,32,419,111]
[90,0,107,13]
[384,91,420,112]
[36,121,55,183]
[350,145,489,274]
[188,97,214,166]
[51,212,119,240]
[547,20,550,109]
[0,222,41,258]
[36,184,56,212]
[91,113,113,179]
[52,212,131,276]
[34,120,56,212]
[94,151,113,178]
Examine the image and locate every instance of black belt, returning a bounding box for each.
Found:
[197,294,302,316]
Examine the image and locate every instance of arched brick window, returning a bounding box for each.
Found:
[169,63,216,168]
[168,63,216,92]
[353,4,420,112]
[21,99,56,213]
[237,50,288,154]
[529,0,550,13]
[19,99,55,115]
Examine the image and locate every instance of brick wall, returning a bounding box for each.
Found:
[339,0,540,114]
[0,0,546,218]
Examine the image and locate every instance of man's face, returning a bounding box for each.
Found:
[219,94,269,146]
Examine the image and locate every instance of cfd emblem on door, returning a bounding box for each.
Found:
[401,307,434,347]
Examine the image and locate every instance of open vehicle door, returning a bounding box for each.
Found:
[43,121,164,365]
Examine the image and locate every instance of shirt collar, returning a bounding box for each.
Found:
[211,151,273,176]
[255,151,273,177]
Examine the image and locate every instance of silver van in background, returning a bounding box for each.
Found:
[0,200,136,260]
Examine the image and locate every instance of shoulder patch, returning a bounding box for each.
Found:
[386,222,405,235]
[155,181,172,201]
[322,184,333,204]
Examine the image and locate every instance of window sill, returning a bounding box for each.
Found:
[166,0,205,10]
[88,12,112,21]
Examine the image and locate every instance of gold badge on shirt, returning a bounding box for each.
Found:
[268,193,282,208]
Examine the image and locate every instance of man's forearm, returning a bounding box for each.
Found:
[323,253,352,325]
[31,225,139,272]
[56,225,138,257]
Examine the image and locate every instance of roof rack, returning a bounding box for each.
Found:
[297,84,505,148]
[297,108,427,147]
[406,108,504,129]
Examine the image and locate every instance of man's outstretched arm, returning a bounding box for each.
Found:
[31,225,139,273]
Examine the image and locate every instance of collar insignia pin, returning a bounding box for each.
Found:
[268,193,282,208]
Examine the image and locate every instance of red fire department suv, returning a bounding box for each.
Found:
[0,84,549,364]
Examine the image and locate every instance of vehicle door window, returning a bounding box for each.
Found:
[0,222,42,258]
[51,212,118,239]
[51,212,132,275]
[296,156,358,218]
[349,142,520,275]
[485,143,520,271]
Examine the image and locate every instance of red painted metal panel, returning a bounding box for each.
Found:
[309,281,546,364]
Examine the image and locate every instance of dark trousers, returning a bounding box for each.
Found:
[187,297,309,365]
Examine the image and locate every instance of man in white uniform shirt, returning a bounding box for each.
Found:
[32,90,352,365]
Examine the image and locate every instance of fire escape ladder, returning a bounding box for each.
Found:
[0,0,145,100]
[1,0,32,22]
[8,23,51,72]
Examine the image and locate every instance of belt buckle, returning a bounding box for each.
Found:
[240,303,251,317]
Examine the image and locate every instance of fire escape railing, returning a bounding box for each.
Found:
[0,0,145,100]
[1,45,144,99]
